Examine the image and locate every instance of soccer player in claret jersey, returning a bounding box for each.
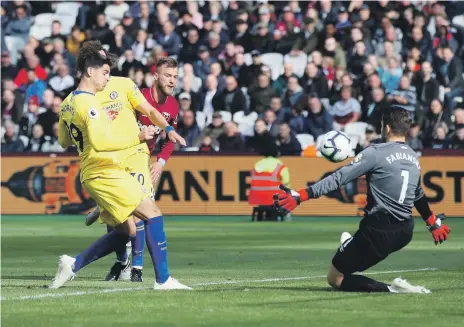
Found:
[274,108,451,293]
[85,57,181,283]
[50,41,191,290]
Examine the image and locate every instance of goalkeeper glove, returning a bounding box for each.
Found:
[273,185,310,216]
[425,213,450,245]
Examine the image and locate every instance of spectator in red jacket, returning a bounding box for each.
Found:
[14,55,47,88]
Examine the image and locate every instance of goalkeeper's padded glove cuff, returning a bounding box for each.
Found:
[425,213,441,231]
[297,188,310,202]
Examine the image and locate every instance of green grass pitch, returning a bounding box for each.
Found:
[1,215,463,327]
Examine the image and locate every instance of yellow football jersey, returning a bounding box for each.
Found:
[58,90,141,182]
[96,76,147,148]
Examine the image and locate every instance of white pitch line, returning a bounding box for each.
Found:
[1,267,437,301]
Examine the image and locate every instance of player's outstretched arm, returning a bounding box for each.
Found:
[273,148,376,215]
[136,101,186,146]
[414,184,450,245]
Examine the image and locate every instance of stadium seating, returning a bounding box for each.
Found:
[284,53,308,78]
[296,133,315,149]
[260,53,284,81]
[219,111,232,123]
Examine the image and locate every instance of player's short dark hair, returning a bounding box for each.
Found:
[76,40,116,74]
[156,57,178,71]
[382,107,412,137]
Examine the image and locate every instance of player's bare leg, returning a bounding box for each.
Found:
[131,198,191,290]
[49,219,135,289]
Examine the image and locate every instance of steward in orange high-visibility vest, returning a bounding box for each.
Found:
[248,144,290,206]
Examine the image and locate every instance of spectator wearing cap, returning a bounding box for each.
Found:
[335,6,351,43]
[177,92,194,113]
[273,63,295,97]
[273,6,301,54]
[49,64,75,95]
[406,123,423,151]
[251,6,275,35]
[238,50,263,88]
[436,45,464,112]
[121,11,140,42]
[214,75,247,114]
[176,109,201,149]
[252,22,275,54]
[281,76,304,110]
[358,4,375,35]
[104,0,129,30]
[292,17,319,56]
[416,61,439,111]
[201,74,221,118]
[42,122,66,153]
[156,20,181,57]
[18,96,45,137]
[1,120,25,153]
[233,19,253,53]
[421,99,452,146]
[206,32,224,60]
[387,75,417,113]
[249,73,275,114]
[37,95,61,137]
[66,25,86,56]
[300,62,329,98]
[195,112,226,148]
[194,46,216,84]
[177,12,196,42]
[364,88,389,134]
[300,97,332,139]
[277,123,301,156]
[1,51,17,79]
[330,86,361,126]
[178,28,201,64]
[218,121,245,152]
[92,13,112,42]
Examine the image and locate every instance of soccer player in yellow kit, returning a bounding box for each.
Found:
[49,41,191,290]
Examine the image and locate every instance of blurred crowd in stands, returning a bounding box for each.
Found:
[2,0,464,155]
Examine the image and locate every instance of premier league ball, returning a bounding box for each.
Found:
[319,131,352,163]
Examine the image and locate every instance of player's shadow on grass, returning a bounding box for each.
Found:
[1,275,101,281]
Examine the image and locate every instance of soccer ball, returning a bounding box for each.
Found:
[319,131,352,163]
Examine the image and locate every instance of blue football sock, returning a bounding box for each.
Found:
[132,220,145,269]
[74,231,129,273]
[107,225,128,263]
[145,216,170,283]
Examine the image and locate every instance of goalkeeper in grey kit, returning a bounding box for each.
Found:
[274,108,451,293]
